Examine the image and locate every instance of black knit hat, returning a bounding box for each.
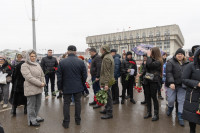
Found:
[192,45,200,54]
[175,48,185,56]
[68,45,77,51]
[110,49,117,53]
[126,51,132,56]
[89,48,97,52]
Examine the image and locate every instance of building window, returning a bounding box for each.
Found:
[149,31,153,38]
[164,30,170,36]
[118,35,121,41]
[156,41,162,49]
[164,41,170,49]
[136,33,140,39]
[129,34,133,40]
[156,31,160,37]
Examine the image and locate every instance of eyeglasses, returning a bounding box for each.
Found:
[30,56,36,58]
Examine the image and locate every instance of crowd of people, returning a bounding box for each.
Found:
[0,44,200,133]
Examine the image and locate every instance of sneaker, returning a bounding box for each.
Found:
[0,101,3,105]
[2,104,8,109]
[70,102,75,106]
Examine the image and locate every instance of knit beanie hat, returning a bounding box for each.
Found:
[126,51,132,56]
[175,48,185,56]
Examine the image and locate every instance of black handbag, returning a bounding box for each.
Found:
[144,72,154,81]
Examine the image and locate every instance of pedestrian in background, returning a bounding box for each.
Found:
[41,49,58,98]
[0,55,12,109]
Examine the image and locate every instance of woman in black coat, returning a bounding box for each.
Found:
[182,47,200,133]
[144,47,163,121]
[9,60,27,115]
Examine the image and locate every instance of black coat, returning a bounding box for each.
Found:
[41,56,58,73]
[166,56,189,87]
[113,54,121,80]
[182,47,200,125]
[90,54,102,78]
[144,57,162,83]
[120,58,137,83]
[140,61,147,84]
[9,61,27,106]
[57,54,87,94]
[0,61,12,83]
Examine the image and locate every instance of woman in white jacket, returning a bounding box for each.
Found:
[21,49,45,127]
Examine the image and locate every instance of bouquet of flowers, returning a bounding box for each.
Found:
[94,78,116,106]
[196,98,200,115]
[126,61,136,81]
[135,65,143,93]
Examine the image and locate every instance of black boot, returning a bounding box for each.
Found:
[158,90,164,100]
[100,109,106,114]
[93,104,101,109]
[141,101,146,104]
[24,106,27,114]
[101,111,113,119]
[152,111,159,121]
[121,99,125,104]
[130,99,136,104]
[57,92,62,99]
[89,101,96,106]
[144,112,152,119]
[11,106,16,115]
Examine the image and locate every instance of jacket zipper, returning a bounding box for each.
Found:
[190,90,193,103]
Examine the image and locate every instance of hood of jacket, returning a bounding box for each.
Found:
[194,47,200,69]
[25,49,38,66]
[113,54,121,59]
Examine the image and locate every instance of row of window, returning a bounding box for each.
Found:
[90,30,170,43]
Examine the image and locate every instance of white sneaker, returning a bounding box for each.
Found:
[0,101,3,105]
[2,104,8,109]
[70,102,75,106]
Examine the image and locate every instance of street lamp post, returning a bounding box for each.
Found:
[32,0,36,51]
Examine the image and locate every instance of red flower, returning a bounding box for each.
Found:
[129,61,136,65]
[85,82,90,88]
[54,67,58,71]
[7,65,11,70]
[196,110,200,115]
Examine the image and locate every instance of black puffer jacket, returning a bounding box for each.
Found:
[41,56,58,73]
[145,57,162,83]
[90,54,102,78]
[166,56,189,87]
[182,47,200,125]
[120,57,137,82]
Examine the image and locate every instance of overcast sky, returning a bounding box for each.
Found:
[0,0,200,53]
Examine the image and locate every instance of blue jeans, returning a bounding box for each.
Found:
[167,87,186,113]
[91,76,100,95]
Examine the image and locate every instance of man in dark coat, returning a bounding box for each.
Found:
[89,48,102,109]
[41,49,58,98]
[120,51,137,104]
[182,47,200,133]
[57,45,87,128]
[110,49,121,104]
[166,48,189,126]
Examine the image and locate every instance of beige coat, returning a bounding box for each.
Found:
[21,50,45,96]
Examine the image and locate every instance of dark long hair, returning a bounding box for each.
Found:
[151,47,163,76]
